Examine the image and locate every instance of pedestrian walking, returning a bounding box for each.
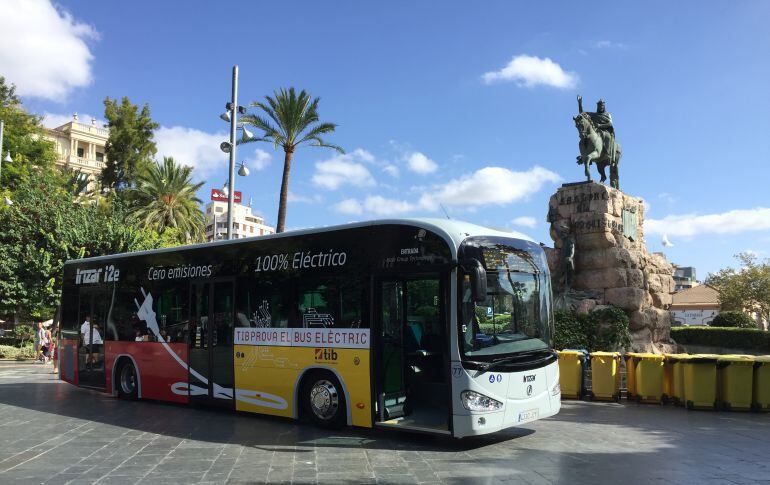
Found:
[43,325,53,364]
[36,322,48,363]
[33,322,41,362]
[51,326,59,374]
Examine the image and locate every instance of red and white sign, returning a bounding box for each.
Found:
[211,189,242,203]
[235,328,370,349]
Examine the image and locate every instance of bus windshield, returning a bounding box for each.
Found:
[459,239,553,359]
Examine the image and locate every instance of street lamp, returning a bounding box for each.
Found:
[218,65,252,240]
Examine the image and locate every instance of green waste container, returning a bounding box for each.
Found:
[590,352,621,402]
[683,354,719,410]
[557,350,587,399]
[624,352,641,400]
[754,356,770,412]
[667,354,689,406]
[717,355,755,411]
[634,354,666,404]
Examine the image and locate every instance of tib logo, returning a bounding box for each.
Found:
[314,348,338,362]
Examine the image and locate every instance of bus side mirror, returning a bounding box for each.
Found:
[460,259,487,302]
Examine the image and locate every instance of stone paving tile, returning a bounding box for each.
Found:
[3,362,770,484]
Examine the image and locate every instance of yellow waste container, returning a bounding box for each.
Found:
[662,354,679,403]
[634,354,666,404]
[668,354,689,406]
[717,355,755,411]
[624,352,641,400]
[590,352,621,402]
[754,356,770,412]
[557,350,587,399]
[683,354,719,410]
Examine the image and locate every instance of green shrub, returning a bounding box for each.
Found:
[711,311,757,329]
[554,310,590,350]
[0,344,36,360]
[671,326,770,352]
[553,307,631,352]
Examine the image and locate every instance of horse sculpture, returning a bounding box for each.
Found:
[574,112,622,189]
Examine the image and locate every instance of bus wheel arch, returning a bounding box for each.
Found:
[295,367,350,428]
[113,355,141,400]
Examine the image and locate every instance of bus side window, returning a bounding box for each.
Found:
[236,277,291,329]
[296,277,366,329]
[297,280,338,328]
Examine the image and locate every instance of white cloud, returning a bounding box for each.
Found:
[155,126,270,178]
[333,198,363,215]
[312,149,376,190]
[363,196,416,216]
[595,40,628,50]
[331,166,559,218]
[42,112,104,129]
[248,149,271,170]
[657,192,678,204]
[645,207,770,237]
[288,192,323,204]
[0,0,97,101]
[511,216,537,228]
[482,55,577,89]
[406,152,438,174]
[383,164,399,177]
[419,166,561,210]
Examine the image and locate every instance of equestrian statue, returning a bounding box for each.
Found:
[574,95,622,189]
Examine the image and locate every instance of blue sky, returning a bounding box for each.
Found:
[2,0,770,277]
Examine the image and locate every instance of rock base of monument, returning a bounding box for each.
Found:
[546,181,675,353]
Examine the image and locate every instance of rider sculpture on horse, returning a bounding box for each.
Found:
[574,95,622,189]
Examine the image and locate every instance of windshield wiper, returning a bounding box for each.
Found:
[471,349,552,376]
[473,355,518,375]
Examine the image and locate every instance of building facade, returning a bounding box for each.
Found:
[44,114,108,187]
[670,285,719,326]
[672,265,699,291]
[204,200,275,241]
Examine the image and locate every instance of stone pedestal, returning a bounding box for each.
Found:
[546,182,675,352]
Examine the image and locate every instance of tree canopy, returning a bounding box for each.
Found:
[101,96,159,190]
[0,170,177,322]
[242,87,342,232]
[0,76,57,188]
[706,252,770,327]
[128,157,205,243]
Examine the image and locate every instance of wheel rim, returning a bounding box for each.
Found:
[309,379,339,420]
[120,364,136,395]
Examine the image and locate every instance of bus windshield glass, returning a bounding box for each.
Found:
[459,238,553,359]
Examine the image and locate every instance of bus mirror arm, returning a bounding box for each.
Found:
[458,259,487,302]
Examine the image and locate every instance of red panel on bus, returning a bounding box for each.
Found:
[105,342,189,404]
[59,339,78,386]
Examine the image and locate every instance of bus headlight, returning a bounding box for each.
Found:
[551,381,561,397]
[461,390,503,411]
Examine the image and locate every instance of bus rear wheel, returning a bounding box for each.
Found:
[117,360,138,400]
[302,372,346,429]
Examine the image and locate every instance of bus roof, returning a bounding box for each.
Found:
[64,217,536,265]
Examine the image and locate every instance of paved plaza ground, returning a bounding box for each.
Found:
[0,361,768,484]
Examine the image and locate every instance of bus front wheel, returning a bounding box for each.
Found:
[117,360,138,400]
[301,372,346,429]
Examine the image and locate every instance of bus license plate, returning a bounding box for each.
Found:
[517,409,539,423]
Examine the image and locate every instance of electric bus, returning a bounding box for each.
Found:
[58,219,560,438]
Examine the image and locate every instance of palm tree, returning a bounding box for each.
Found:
[129,157,205,242]
[241,88,343,232]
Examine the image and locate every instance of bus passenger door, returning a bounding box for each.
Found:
[377,280,407,420]
[77,287,107,389]
[189,280,235,409]
[374,276,449,433]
